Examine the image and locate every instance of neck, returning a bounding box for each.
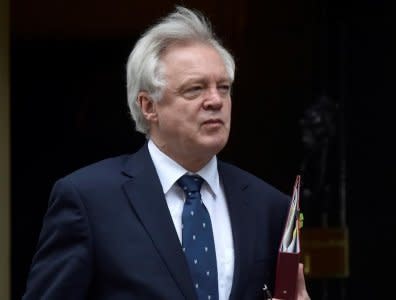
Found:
[150,139,213,173]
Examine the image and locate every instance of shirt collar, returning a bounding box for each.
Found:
[147,139,220,198]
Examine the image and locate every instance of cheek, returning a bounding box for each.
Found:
[224,101,232,122]
[160,102,201,131]
[164,111,195,134]
[182,105,201,123]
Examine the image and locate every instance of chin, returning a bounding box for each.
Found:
[201,135,229,155]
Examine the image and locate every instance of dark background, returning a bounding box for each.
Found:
[11,0,395,299]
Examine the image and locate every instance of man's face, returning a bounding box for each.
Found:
[147,42,232,170]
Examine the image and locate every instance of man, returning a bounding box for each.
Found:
[23,6,310,300]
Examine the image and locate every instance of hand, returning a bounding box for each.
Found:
[273,263,311,300]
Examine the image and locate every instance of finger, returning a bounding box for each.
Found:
[297,263,306,289]
[297,263,311,300]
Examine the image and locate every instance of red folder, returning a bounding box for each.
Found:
[274,175,302,300]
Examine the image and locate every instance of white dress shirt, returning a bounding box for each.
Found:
[148,140,234,300]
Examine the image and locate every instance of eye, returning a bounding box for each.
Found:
[218,84,231,95]
[183,85,203,99]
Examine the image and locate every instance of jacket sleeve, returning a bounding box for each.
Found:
[23,177,93,300]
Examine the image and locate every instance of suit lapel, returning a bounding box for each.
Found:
[219,162,254,300]
[121,145,197,300]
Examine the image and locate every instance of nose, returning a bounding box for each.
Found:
[202,87,223,111]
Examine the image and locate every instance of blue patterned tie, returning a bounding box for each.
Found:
[177,175,219,300]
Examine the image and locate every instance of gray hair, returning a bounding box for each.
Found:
[126,6,235,135]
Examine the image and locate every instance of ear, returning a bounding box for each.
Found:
[137,91,158,122]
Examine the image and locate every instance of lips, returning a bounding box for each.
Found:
[202,118,224,125]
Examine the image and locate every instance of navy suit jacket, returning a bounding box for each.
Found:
[23,143,290,300]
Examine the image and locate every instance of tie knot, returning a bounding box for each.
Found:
[177,174,203,194]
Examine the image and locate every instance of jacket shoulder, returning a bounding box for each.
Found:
[57,154,131,191]
[218,160,290,203]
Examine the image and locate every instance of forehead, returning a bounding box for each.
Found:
[160,42,229,81]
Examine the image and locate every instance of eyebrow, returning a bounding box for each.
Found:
[179,76,232,87]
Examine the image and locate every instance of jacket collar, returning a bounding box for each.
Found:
[218,162,252,300]
[122,143,198,299]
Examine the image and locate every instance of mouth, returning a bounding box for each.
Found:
[202,118,224,126]
[201,119,225,131]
